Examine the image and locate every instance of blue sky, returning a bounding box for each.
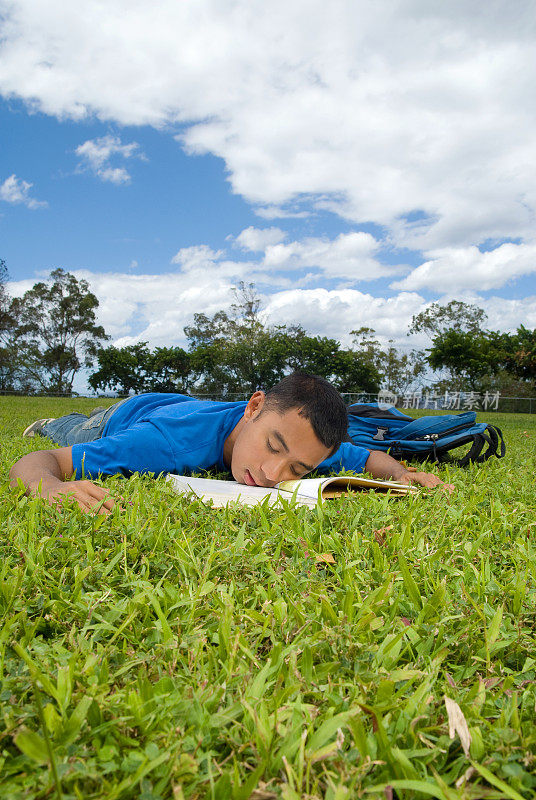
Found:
[1,98,259,277]
[1,0,535,380]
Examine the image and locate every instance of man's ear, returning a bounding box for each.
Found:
[243,390,265,421]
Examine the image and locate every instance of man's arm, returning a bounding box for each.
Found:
[364,449,453,491]
[317,442,453,491]
[9,447,116,514]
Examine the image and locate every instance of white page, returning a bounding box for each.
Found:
[167,474,317,508]
[276,477,325,500]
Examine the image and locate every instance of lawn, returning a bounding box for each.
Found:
[1,396,535,799]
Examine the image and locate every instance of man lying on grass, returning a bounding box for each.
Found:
[10,373,451,513]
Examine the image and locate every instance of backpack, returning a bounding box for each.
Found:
[346,403,506,467]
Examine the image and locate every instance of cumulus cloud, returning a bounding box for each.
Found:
[75,134,145,184]
[264,288,427,346]
[171,245,224,269]
[261,232,403,281]
[171,231,403,284]
[235,227,286,251]
[0,1,535,250]
[393,242,536,292]
[7,267,426,349]
[0,174,47,209]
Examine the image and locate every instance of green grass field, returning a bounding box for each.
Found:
[1,396,535,799]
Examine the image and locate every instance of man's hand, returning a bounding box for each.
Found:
[10,446,119,515]
[41,480,117,514]
[364,450,454,493]
[397,470,454,493]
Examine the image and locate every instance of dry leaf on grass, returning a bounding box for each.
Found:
[315,553,336,565]
[374,525,393,545]
[444,695,472,757]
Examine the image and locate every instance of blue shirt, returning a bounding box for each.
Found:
[71,393,370,479]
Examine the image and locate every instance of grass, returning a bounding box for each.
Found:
[1,396,535,799]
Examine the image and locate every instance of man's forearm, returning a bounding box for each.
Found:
[10,446,116,513]
[10,450,71,495]
[364,450,409,480]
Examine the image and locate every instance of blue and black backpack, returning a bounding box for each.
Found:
[346,403,506,467]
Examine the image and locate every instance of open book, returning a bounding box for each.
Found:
[167,473,418,508]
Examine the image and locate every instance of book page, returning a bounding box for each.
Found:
[276,477,325,500]
[166,475,317,508]
[277,475,417,499]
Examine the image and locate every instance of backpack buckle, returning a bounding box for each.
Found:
[373,426,390,441]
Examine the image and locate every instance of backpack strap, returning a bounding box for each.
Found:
[474,425,506,462]
[433,424,506,467]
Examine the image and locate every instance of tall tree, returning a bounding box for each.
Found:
[185,283,289,395]
[350,327,384,372]
[0,259,20,391]
[503,326,536,385]
[349,327,423,394]
[409,301,500,392]
[409,300,487,339]
[12,268,108,394]
[381,343,426,394]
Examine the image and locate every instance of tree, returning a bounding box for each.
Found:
[503,326,536,385]
[89,343,152,394]
[185,283,382,395]
[349,327,423,394]
[11,268,108,394]
[286,327,380,392]
[148,346,191,392]
[426,328,505,391]
[350,327,384,373]
[0,259,21,391]
[89,342,191,394]
[409,300,488,339]
[381,343,426,394]
[185,283,292,395]
[331,349,381,393]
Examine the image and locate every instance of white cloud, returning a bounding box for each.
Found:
[171,245,224,269]
[75,134,145,184]
[264,288,427,346]
[393,242,536,292]
[7,267,427,349]
[479,295,536,334]
[235,226,286,251]
[169,232,402,285]
[0,174,47,209]
[0,1,535,250]
[262,232,403,281]
[254,206,311,220]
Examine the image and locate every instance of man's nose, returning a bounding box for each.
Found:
[261,455,287,483]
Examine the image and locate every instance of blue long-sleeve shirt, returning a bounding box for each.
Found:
[71,393,369,479]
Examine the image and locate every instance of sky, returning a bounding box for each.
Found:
[1,0,536,391]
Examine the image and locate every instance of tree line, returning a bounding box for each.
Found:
[1,261,535,397]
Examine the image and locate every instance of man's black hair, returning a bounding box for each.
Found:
[263,373,348,454]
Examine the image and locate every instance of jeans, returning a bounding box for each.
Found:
[40,398,130,446]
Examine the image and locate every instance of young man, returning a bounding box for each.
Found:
[10,373,450,513]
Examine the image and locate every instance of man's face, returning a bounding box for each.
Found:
[230,393,332,487]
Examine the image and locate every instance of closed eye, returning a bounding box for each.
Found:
[267,439,278,453]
